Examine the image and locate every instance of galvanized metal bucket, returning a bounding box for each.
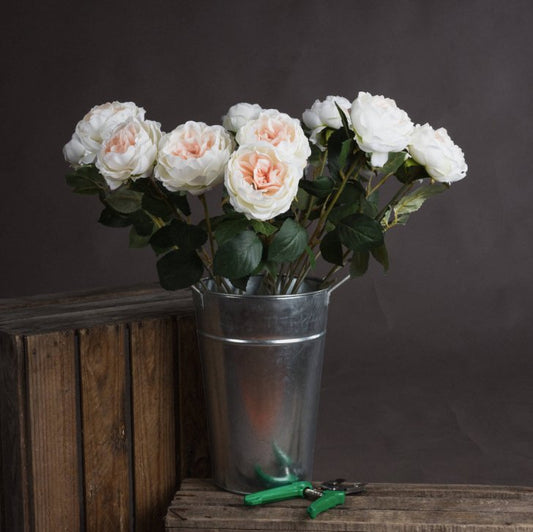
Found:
[191,277,330,494]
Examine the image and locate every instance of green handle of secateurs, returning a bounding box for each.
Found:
[307,490,346,519]
[244,481,313,506]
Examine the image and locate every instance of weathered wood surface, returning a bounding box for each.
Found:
[130,318,178,531]
[0,286,206,532]
[26,331,81,531]
[80,323,131,531]
[166,478,533,531]
[0,283,193,335]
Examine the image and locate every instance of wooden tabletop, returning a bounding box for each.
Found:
[165,478,533,531]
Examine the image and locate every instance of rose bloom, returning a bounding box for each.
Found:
[95,118,161,190]
[408,124,467,183]
[225,143,303,221]
[222,102,262,132]
[154,121,234,195]
[350,91,414,167]
[236,109,311,169]
[63,101,145,166]
[302,95,352,147]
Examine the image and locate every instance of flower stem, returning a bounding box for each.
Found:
[377,182,414,222]
[199,194,215,259]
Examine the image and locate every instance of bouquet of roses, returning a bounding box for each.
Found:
[64,92,467,294]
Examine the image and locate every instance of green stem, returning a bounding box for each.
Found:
[148,175,184,221]
[367,170,393,196]
[199,194,215,259]
[377,182,414,222]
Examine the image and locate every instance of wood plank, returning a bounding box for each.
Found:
[26,331,81,531]
[0,333,30,532]
[0,286,194,336]
[79,324,131,531]
[166,479,533,531]
[176,317,210,482]
[130,318,177,532]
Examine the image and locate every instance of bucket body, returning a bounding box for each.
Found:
[192,278,329,494]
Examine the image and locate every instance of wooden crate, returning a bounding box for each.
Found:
[166,478,533,531]
[0,285,210,532]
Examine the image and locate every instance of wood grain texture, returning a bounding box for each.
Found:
[0,285,194,335]
[0,332,30,532]
[79,324,131,532]
[176,317,210,482]
[165,478,533,531]
[26,331,81,531]
[130,318,177,532]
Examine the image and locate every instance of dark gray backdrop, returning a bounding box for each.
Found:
[2,0,532,485]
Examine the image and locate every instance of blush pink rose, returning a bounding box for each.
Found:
[236,109,311,169]
[225,142,302,220]
[154,121,234,195]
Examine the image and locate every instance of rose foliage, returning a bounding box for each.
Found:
[64,92,467,294]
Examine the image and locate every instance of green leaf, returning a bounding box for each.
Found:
[65,165,106,195]
[327,129,354,180]
[396,158,430,184]
[296,186,312,211]
[364,191,380,217]
[213,230,263,279]
[129,226,152,248]
[156,250,204,290]
[337,139,353,174]
[150,219,207,252]
[337,213,384,252]
[251,220,278,237]
[168,191,191,216]
[215,218,251,246]
[337,181,365,204]
[335,102,351,138]
[320,230,344,266]
[328,203,359,226]
[142,194,173,220]
[98,207,132,228]
[268,218,308,263]
[381,152,408,176]
[299,176,335,198]
[105,188,143,214]
[394,183,449,220]
[350,251,370,277]
[371,243,389,272]
[131,211,155,236]
[65,173,101,195]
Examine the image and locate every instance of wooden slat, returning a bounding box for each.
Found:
[165,478,533,531]
[177,317,210,481]
[0,333,30,531]
[130,318,177,532]
[79,324,131,531]
[26,331,81,531]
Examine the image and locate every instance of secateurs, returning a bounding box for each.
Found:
[244,478,366,519]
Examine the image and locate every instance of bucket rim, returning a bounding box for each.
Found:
[191,276,329,300]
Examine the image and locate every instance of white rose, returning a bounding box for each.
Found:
[222,102,262,132]
[154,121,234,195]
[63,101,145,166]
[350,91,414,167]
[408,124,467,183]
[236,109,311,169]
[95,118,161,190]
[225,142,302,221]
[302,95,352,147]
